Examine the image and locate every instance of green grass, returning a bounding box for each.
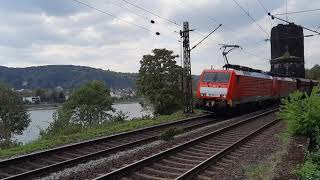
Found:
[0,110,202,159]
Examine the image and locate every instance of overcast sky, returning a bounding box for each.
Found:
[0,0,319,74]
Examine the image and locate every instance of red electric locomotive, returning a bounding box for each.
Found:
[196,69,274,112]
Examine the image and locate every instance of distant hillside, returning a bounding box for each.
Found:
[0,65,137,89]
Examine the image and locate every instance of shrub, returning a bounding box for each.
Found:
[112,110,129,122]
[278,86,320,147]
[160,127,184,141]
[296,159,320,180]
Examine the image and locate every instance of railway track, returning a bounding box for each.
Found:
[95,109,279,180]
[0,114,217,180]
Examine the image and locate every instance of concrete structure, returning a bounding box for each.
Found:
[270,23,305,78]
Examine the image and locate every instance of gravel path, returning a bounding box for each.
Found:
[40,109,275,180]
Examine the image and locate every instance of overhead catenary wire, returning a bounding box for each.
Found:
[274,8,320,15]
[232,0,269,37]
[256,0,273,33]
[268,13,320,35]
[176,0,252,47]
[71,0,183,43]
[190,24,222,51]
[118,0,182,27]
[71,0,151,32]
[107,0,151,22]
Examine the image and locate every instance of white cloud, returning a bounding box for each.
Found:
[0,0,319,75]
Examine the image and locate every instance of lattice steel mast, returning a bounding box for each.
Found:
[180,22,193,114]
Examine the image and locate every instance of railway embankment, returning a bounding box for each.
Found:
[0,111,202,160]
[237,87,319,180]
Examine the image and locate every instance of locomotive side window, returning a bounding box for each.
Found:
[203,72,230,83]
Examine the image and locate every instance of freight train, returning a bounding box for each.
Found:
[196,23,319,113]
[196,68,318,112]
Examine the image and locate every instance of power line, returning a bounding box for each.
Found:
[256,0,273,32]
[176,0,252,47]
[269,13,320,35]
[256,0,268,14]
[107,0,151,22]
[72,0,152,32]
[118,0,181,27]
[190,24,222,51]
[274,8,320,15]
[71,0,182,44]
[232,0,269,37]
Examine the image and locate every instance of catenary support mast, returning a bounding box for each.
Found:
[181,22,193,114]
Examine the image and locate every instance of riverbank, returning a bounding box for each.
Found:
[0,110,202,159]
[25,98,145,111]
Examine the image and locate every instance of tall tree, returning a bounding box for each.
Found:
[137,48,183,115]
[0,84,30,147]
[48,81,114,134]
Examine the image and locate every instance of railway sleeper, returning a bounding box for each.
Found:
[196,174,214,180]
[193,144,220,152]
[160,159,194,169]
[131,172,168,180]
[167,155,202,165]
[140,166,180,179]
[188,147,213,154]
[50,154,70,161]
[182,149,211,158]
[200,142,229,148]
[0,171,12,178]
[63,151,82,158]
[8,165,28,173]
[152,162,188,173]
[175,152,207,161]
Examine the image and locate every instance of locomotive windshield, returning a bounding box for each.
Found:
[203,72,230,83]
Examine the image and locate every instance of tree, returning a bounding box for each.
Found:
[48,81,114,134]
[0,84,30,147]
[306,64,320,80]
[137,48,183,115]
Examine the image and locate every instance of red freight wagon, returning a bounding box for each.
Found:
[273,77,297,98]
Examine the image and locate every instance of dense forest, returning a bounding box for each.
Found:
[0,65,137,89]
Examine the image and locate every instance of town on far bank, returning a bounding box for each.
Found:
[15,86,137,106]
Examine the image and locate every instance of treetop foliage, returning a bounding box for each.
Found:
[137,48,183,115]
[0,84,30,147]
[47,81,114,134]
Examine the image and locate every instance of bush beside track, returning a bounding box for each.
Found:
[278,86,320,179]
[0,110,202,160]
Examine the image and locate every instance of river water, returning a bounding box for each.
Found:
[14,102,153,144]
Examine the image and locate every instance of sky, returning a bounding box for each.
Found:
[0,0,319,74]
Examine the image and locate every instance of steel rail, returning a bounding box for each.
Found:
[176,118,280,179]
[95,108,277,180]
[0,114,213,180]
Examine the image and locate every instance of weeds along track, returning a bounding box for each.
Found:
[0,114,216,180]
[95,109,279,180]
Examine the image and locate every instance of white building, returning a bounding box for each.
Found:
[23,96,41,104]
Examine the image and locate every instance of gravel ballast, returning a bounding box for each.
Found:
[40,109,277,180]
